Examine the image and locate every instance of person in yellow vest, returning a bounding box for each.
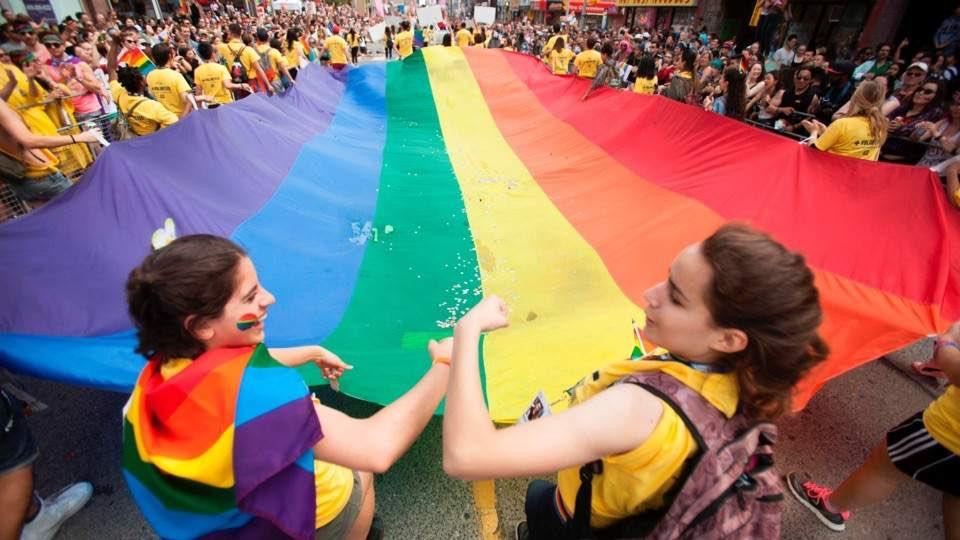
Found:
[254,28,294,91]
[346,28,360,65]
[633,55,658,95]
[788,318,960,534]
[146,43,195,118]
[394,21,414,60]
[6,48,91,178]
[105,42,178,137]
[573,37,602,79]
[216,23,272,97]
[285,28,308,80]
[455,23,473,48]
[442,224,829,538]
[423,25,434,47]
[194,42,252,108]
[319,24,350,70]
[541,23,567,59]
[546,37,573,75]
[800,80,887,161]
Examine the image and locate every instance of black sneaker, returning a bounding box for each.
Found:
[786,472,850,532]
[515,520,530,540]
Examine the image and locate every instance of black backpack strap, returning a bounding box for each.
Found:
[571,460,602,539]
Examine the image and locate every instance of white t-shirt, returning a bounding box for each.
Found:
[772,47,794,69]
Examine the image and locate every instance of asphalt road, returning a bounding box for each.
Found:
[9,337,948,540]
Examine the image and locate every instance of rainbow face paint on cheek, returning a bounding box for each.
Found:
[236,313,260,331]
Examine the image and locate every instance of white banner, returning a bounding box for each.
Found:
[368,22,386,43]
[474,5,496,24]
[418,5,443,27]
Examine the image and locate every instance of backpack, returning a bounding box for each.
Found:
[256,47,284,94]
[570,371,782,540]
[110,98,149,141]
[225,44,249,84]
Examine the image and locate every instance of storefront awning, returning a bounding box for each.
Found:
[614,0,696,7]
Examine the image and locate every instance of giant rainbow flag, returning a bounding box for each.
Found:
[1,48,958,422]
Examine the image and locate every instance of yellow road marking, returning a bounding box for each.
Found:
[472,480,501,539]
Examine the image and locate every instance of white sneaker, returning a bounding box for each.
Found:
[20,482,93,540]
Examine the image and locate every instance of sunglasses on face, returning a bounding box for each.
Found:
[48,43,62,48]
[918,87,937,95]
[906,71,924,77]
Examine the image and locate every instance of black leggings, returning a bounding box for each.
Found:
[351,46,359,64]
[385,41,393,58]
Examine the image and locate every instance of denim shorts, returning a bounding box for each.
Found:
[6,171,72,202]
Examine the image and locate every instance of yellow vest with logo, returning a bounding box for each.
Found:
[556,356,739,528]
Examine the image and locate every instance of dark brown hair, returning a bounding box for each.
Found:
[126,235,246,361]
[701,224,828,420]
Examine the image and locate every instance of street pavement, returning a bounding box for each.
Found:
[12,337,949,540]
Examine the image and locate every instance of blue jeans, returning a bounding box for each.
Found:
[525,480,574,539]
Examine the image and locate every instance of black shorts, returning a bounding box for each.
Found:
[0,389,39,476]
[886,411,960,497]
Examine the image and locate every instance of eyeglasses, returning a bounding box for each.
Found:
[918,87,938,95]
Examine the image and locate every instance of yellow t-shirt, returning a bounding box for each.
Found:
[395,31,414,59]
[159,359,355,529]
[556,358,739,528]
[574,49,602,78]
[324,35,349,65]
[110,80,178,135]
[634,75,658,95]
[346,33,360,48]
[145,67,192,117]
[217,40,261,81]
[925,385,960,455]
[814,116,881,161]
[194,62,234,105]
[547,48,574,75]
[456,29,473,47]
[542,34,569,57]
[255,44,287,79]
[285,40,305,68]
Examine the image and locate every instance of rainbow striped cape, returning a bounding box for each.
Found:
[122,344,322,539]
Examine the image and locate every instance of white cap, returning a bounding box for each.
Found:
[908,61,929,72]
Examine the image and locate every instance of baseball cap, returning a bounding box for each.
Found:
[908,61,929,73]
[41,33,63,44]
[331,24,340,34]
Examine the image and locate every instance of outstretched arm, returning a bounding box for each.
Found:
[442,297,663,480]
[311,339,451,473]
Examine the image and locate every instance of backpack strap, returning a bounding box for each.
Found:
[125,98,148,118]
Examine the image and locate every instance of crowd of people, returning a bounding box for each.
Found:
[1,4,959,540]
